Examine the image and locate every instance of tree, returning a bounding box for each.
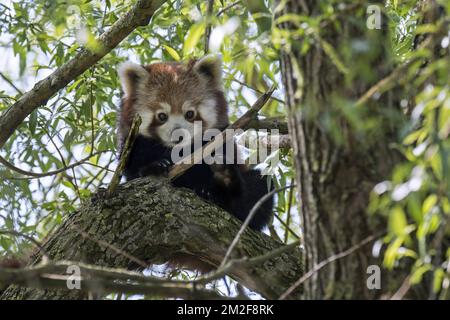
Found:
[0,0,449,300]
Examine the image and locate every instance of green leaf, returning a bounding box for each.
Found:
[410,264,432,284]
[28,111,38,135]
[422,194,437,215]
[389,206,407,237]
[164,45,181,61]
[183,22,205,56]
[407,194,422,223]
[384,237,403,269]
[432,268,445,293]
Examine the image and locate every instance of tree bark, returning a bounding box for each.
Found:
[278,1,402,298]
[0,177,303,299]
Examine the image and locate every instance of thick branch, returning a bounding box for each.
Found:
[0,261,227,300]
[0,0,165,149]
[245,117,289,134]
[0,177,303,300]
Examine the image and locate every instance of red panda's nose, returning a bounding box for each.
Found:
[170,124,181,134]
[170,125,186,143]
[170,134,184,144]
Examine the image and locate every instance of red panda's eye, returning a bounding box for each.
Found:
[185,110,195,120]
[158,113,168,122]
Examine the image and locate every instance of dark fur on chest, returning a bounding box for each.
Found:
[122,135,274,231]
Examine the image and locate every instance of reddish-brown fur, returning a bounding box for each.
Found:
[118,59,228,143]
[116,57,275,272]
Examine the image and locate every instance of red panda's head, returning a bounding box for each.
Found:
[118,55,228,147]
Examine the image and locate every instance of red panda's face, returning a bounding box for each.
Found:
[118,56,228,147]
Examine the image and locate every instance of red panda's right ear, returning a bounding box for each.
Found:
[118,62,149,97]
[193,55,223,89]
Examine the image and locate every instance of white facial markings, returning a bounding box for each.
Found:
[134,98,219,147]
[137,109,154,137]
[158,102,171,113]
[182,100,197,120]
[182,101,193,112]
[152,102,193,146]
[157,114,194,147]
[133,88,159,138]
[117,62,149,98]
[197,98,217,129]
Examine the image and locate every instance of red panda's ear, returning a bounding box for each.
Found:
[193,55,223,89]
[118,62,149,97]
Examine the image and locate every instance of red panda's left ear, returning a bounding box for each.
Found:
[118,62,149,98]
[193,54,223,89]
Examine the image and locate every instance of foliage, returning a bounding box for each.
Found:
[366,1,450,299]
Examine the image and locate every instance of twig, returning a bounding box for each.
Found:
[0,260,227,300]
[204,0,214,53]
[0,229,48,260]
[169,85,276,180]
[83,161,115,173]
[390,276,411,300]
[216,1,241,17]
[89,71,96,154]
[106,114,141,197]
[355,36,433,107]
[226,76,285,104]
[279,233,380,299]
[0,150,107,179]
[284,179,295,243]
[273,212,300,240]
[0,239,300,299]
[220,184,296,268]
[40,122,82,200]
[193,240,300,285]
[0,72,23,95]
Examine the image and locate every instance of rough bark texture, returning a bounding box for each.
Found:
[278,1,402,299]
[1,177,303,299]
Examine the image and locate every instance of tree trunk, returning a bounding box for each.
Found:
[278,1,402,299]
[0,177,303,299]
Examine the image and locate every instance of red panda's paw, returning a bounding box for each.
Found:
[139,159,172,177]
[210,164,241,192]
[210,164,230,186]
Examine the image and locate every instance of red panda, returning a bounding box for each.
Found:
[117,55,273,231]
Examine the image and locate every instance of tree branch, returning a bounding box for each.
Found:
[0,260,227,300]
[107,114,141,197]
[245,117,289,134]
[0,72,23,95]
[221,185,296,268]
[0,150,107,179]
[204,0,214,53]
[0,239,300,299]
